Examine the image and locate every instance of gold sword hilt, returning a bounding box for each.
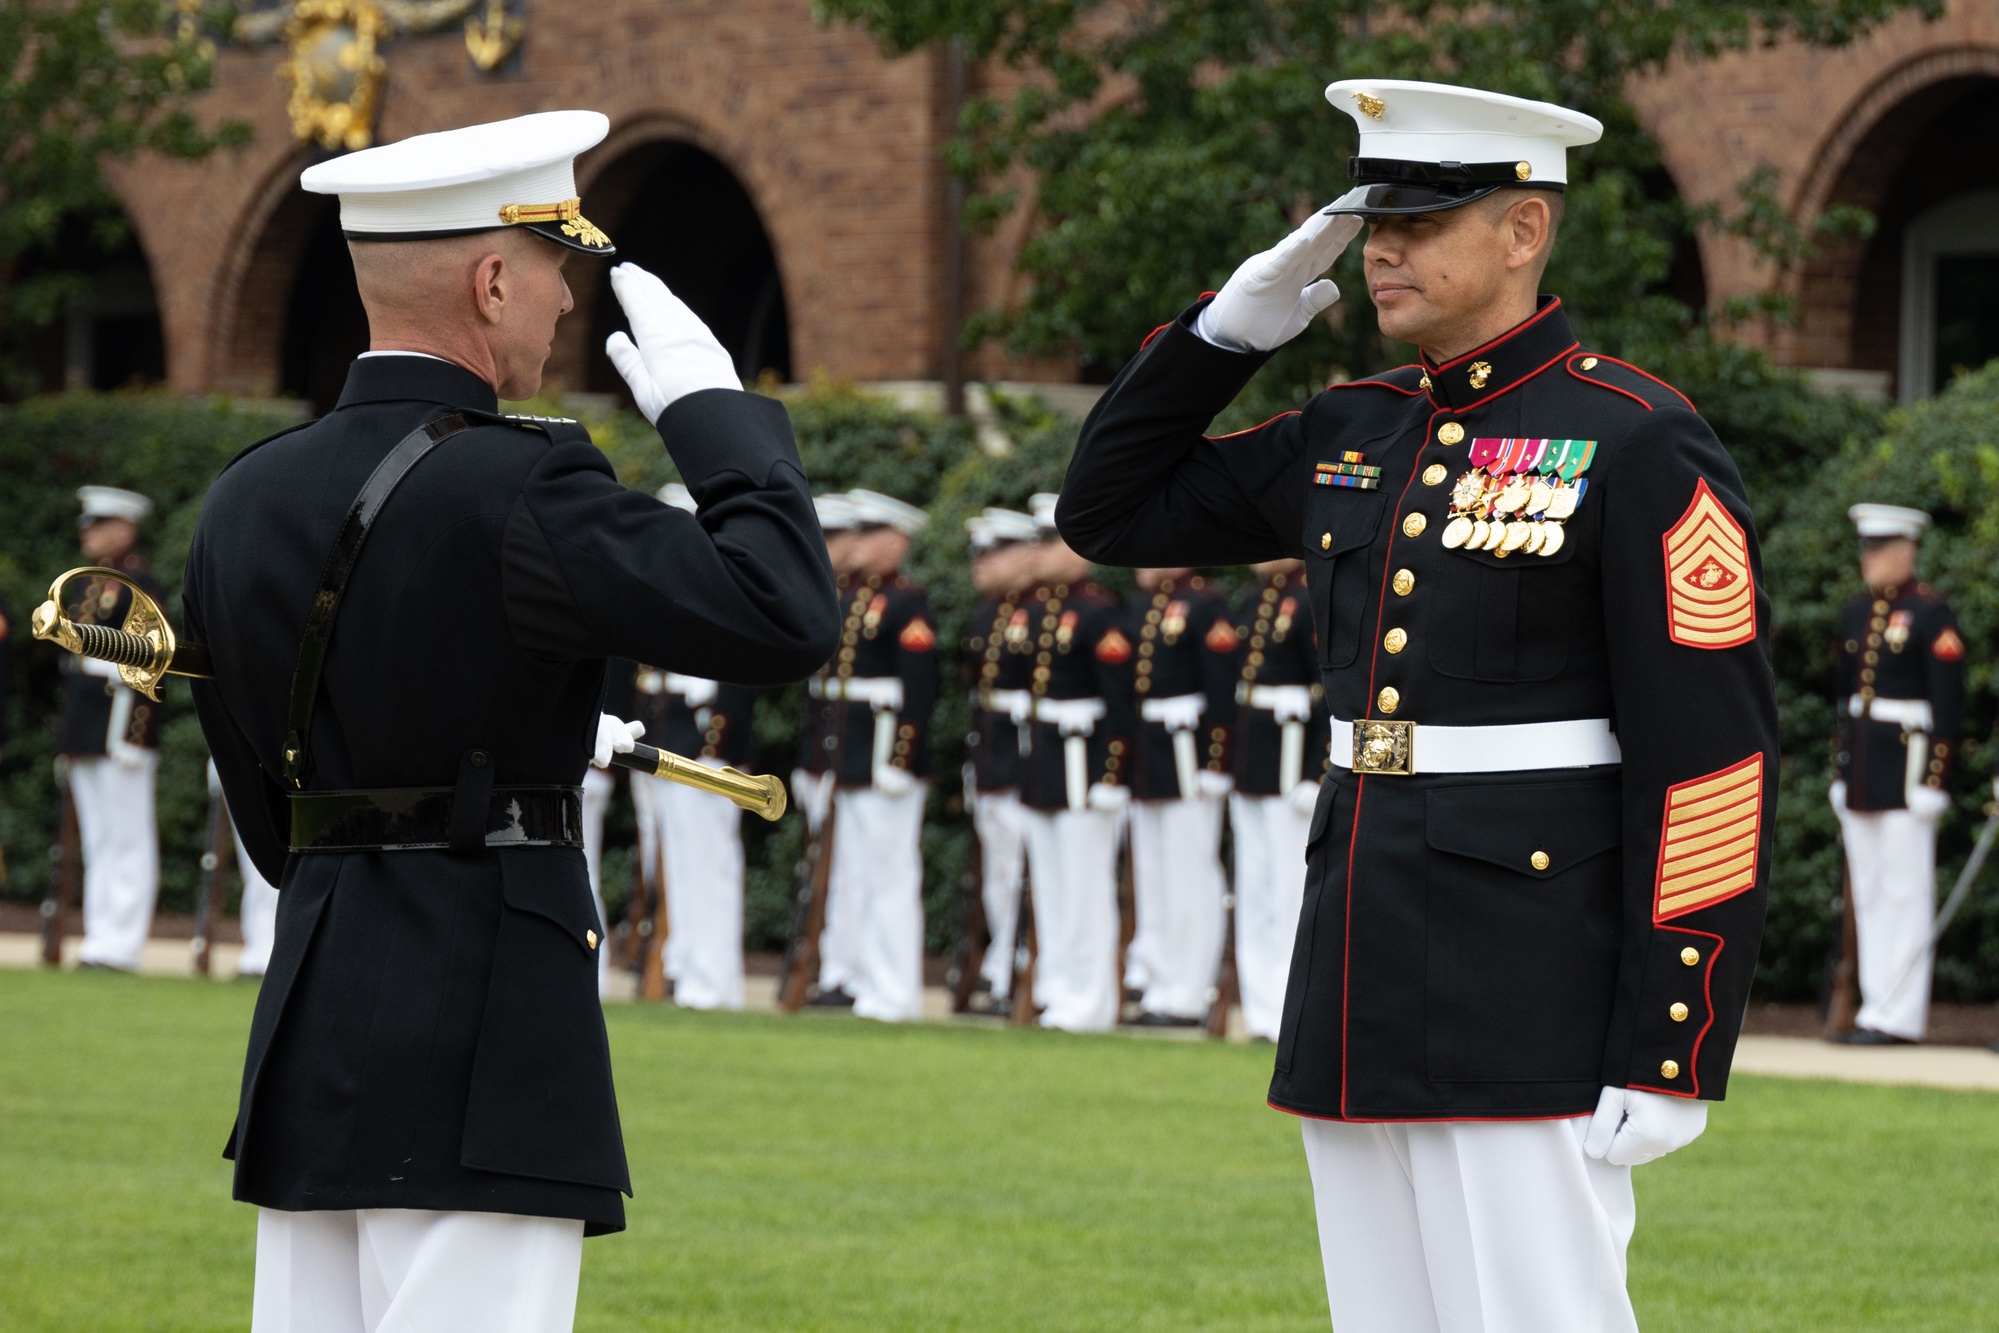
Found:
[30,566,213,701]
[615,743,788,822]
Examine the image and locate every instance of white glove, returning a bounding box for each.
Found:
[1906,784,1950,822]
[1087,783,1132,813]
[1284,780,1321,817]
[592,713,644,769]
[603,264,741,423]
[108,739,149,771]
[1196,770,1234,799]
[1583,1086,1709,1167]
[1828,780,1846,813]
[873,763,916,797]
[1195,210,1365,353]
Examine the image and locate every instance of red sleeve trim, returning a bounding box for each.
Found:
[1629,926,1723,1099]
[1205,409,1300,442]
[1139,322,1173,351]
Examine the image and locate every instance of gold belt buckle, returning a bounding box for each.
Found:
[1352,720,1415,776]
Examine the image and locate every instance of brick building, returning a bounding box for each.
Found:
[55,0,1999,409]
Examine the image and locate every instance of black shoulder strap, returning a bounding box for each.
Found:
[280,412,478,787]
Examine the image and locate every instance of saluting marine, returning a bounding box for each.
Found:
[62,486,165,972]
[183,113,837,1330]
[814,490,939,1022]
[1227,559,1329,1042]
[625,481,761,1011]
[961,507,1042,1014]
[1120,569,1240,1026]
[1059,81,1777,1332]
[1830,504,1963,1044]
[1013,493,1137,1032]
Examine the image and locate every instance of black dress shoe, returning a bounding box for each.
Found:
[1835,1028,1916,1046]
[965,992,1011,1017]
[807,987,856,1009]
[1128,1011,1203,1028]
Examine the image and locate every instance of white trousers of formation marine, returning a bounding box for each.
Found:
[1229,790,1313,1041]
[973,788,1028,999]
[644,769,746,1011]
[1020,806,1121,1031]
[1125,796,1227,1019]
[821,784,928,1022]
[1301,1116,1638,1333]
[71,752,160,971]
[252,1207,583,1333]
[1835,802,1937,1040]
[234,819,281,978]
[581,767,615,997]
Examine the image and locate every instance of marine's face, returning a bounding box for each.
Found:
[1035,538,1090,587]
[1361,204,1510,350]
[79,517,136,562]
[1134,566,1191,591]
[850,527,911,578]
[486,233,574,400]
[1860,538,1917,591]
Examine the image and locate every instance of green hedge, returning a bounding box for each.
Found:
[4,365,1996,1003]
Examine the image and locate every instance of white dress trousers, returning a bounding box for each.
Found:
[821,784,928,1022]
[650,769,747,1010]
[1835,801,1937,1040]
[1019,806,1122,1031]
[234,822,281,977]
[1228,790,1313,1041]
[252,1207,583,1333]
[1125,795,1227,1018]
[1300,1116,1638,1333]
[973,788,1028,999]
[580,766,615,997]
[71,751,160,971]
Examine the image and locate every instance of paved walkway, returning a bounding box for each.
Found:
[6,933,1994,1088]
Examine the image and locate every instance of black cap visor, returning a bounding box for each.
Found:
[1324,157,1565,217]
[343,220,616,256]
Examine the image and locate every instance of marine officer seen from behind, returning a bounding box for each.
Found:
[1830,504,1963,1045]
[61,486,165,972]
[182,111,838,1332]
[1058,80,1777,1332]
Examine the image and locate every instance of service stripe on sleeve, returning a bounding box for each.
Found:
[1662,478,1755,650]
[1654,753,1763,922]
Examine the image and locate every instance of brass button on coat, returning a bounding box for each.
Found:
[1422,463,1448,486]
[1530,850,1550,871]
[1321,532,1332,550]
[1384,628,1408,654]
[1670,1002,1689,1022]
[1660,1059,1680,1079]
[1392,569,1416,596]
[1402,512,1427,538]
[586,930,599,950]
[1681,947,1700,966]
[1438,422,1464,445]
[1376,687,1400,714]
[1581,356,1598,370]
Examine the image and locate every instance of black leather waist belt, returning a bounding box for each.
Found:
[290,785,584,852]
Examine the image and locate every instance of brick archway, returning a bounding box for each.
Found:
[1785,47,1999,387]
[209,150,330,398]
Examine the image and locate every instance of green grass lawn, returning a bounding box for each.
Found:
[1,969,1995,1331]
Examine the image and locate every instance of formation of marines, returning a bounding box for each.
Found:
[20,70,1988,1333]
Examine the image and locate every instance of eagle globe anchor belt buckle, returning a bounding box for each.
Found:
[1333,715,1622,776]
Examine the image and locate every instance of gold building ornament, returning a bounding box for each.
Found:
[280,0,389,151]
[464,0,525,72]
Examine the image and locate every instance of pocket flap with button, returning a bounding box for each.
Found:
[1425,779,1621,876]
[499,849,605,955]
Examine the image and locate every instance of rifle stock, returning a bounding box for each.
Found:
[40,764,79,967]
[1206,883,1239,1039]
[1008,863,1038,1026]
[1823,855,1860,1038]
[777,798,836,1012]
[639,831,671,1002]
[948,787,988,1013]
[192,790,234,977]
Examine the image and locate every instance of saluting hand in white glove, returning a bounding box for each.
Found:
[1583,1086,1709,1167]
[1195,209,1366,353]
[604,264,741,424]
[592,713,644,770]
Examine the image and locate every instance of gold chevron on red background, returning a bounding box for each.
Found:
[1662,478,1755,650]
[1654,752,1764,922]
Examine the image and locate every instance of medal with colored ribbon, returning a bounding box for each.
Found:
[1442,439,1596,557]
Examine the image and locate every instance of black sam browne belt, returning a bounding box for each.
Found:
[291,785,584,852]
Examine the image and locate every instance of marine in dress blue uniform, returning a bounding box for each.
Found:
[184,112,838,1331]
[1057,81,1776,1332]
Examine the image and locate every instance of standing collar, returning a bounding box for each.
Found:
[1419,296,1576,412]
[334,353,501,413]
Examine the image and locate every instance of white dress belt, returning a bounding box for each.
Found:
[812,676,904,709]
[1243,684,1314,723]
[980,687,1034,723]
[1139,693,1205,731]
[663,673,718,707]
[1328,716,1621,774]
[1034,697,1107,735]
[1848,695,1932,729]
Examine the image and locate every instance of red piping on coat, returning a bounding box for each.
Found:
[1628,926,1723,1099]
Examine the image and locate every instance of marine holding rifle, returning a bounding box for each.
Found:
[173,112,837,1329]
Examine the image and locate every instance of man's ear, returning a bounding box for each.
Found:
[471,249,508,326]
[1503,196,1552,273]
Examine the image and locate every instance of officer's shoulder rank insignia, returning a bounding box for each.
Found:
[1096,627,1133,664]
[1932,625,1965,661]
[898,616,937,652]
[1654,753,1763,921]
[1663,479,1754,649]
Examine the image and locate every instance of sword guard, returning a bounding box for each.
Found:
[31,566,182,701]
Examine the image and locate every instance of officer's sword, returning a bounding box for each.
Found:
[31,566,786,822]
[1881,799,1999,1008]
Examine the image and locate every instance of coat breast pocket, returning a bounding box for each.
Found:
[1422,777,1622,1083]
[1425,555,1579,683]
[1304,493,1386,670]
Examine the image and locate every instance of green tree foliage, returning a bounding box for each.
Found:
[0,0,248,390]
